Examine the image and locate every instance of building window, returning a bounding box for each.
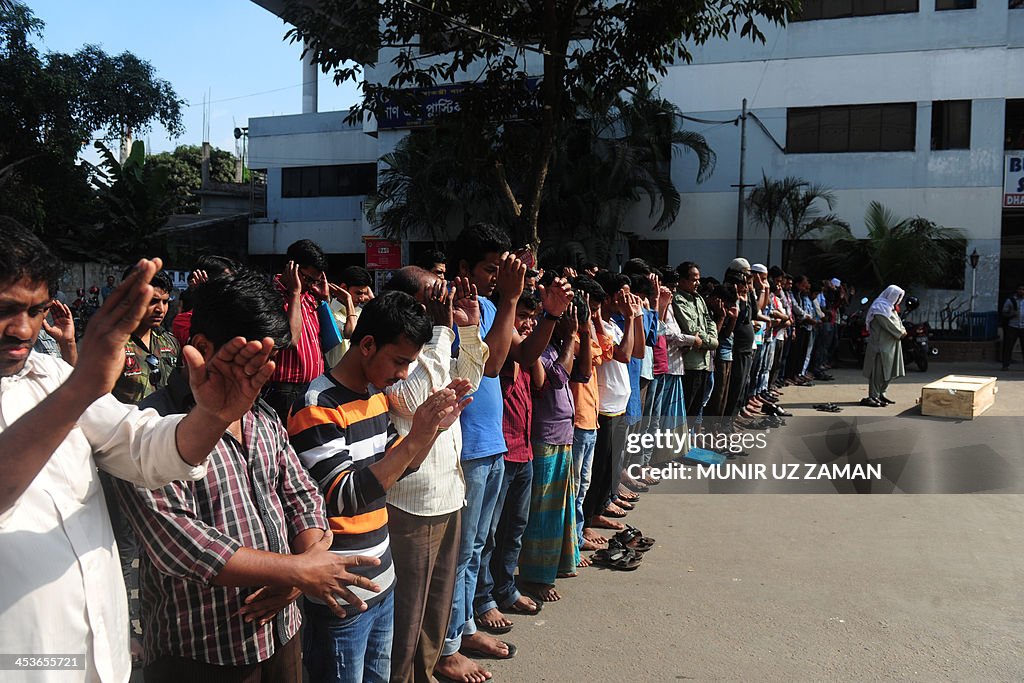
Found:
[794,0,918,21]
[281,164,377,198]
[786,104,916,153]
[1006,100,1024,149]
[931,101,971,150]
[936,0,975,8]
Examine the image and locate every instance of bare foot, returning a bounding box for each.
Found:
[605,502,627,515]
[461,632,513,658]
[508,595,540,614]
[476,607,512,633]
[521,581,561,601]
[436,652,491,683]
[589,515,625,530]
[583,528,608,545]
[556,570,578,579]
[580,540,602,551]
[577,555,592,568]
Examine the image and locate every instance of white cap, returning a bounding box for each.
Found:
[751,263,768,274]
[830,277,842,288]
[727,257,751,273]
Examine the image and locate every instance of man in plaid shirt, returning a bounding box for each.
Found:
[114,270,382,681]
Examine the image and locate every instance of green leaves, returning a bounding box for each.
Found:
[818,201,965,291]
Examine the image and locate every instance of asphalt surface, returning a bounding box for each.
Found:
[131,363,1024,682]
[483,363,1024,681]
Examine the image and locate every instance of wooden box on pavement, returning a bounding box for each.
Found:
[920,375,997,419]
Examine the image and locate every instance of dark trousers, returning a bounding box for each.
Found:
[484,460,533,612]
[768,339,786,390]
[682,370,708,420]
[708,360,732,417]
[725,352,753,418]
[786,328,810,379]
[263,381,310,428]
[583,413,625,523]
[388,506,460,683]
[1003,327,1024,368]
[144,631,301,683]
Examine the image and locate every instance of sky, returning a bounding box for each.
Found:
[27,0,361,158]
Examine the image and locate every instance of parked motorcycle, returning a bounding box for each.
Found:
[836,296,870,366]
[899,296,934,372]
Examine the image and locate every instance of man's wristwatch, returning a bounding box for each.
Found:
[541,309,563,322]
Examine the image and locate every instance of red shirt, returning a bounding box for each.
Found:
[652,334,669,376]
[171,310,192,348]
[272,280,323,384]
[500,362,533,463]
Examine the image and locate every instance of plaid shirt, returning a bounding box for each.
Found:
[112,368,328,666]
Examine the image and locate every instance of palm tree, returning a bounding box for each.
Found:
[818,201,965,290]
[540,83,716,261]
[745,173,801,267]
[779,182,848,272]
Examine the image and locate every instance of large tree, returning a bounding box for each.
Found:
[0,0,184,251]
[283,0,796,251]
[149,145,237,214]
[366,84,715,264]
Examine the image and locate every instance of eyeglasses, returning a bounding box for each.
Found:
[145,353,161,380]
[298,270,320,287]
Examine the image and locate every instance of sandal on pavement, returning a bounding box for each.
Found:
[504,600,542,616]
[591,547,643,571]
[612,525,656,552]
[461,642,518,660]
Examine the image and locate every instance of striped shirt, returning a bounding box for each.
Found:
[112,368,327,666]
[289,375,401,615]
[272,280,323,384]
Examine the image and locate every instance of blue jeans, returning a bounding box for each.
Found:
[640,375,664,465]
[756,338,775,394]
[443,454,505,656]
[572,428,597,548]
[478,459,533,614]
[302,591,394,683]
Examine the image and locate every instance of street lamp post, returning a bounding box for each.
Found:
[969,248,980,314]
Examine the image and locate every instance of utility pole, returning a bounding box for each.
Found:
[735,98,748,256]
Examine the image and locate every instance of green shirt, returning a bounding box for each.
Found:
[112,327,180,405]
[671,291,719,371]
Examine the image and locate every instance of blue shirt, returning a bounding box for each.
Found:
[615,310,658,426]
[456,297,508,460]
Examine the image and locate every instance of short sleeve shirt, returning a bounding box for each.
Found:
[112,328,179,405]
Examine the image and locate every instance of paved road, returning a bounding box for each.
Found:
[484,364,1024,681]
[133,363,1024,681]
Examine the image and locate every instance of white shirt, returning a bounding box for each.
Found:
[384,325,488,516]
[597,320,631,415]
[0,353,208,683]
[661,305,698,376]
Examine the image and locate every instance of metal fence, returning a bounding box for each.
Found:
[925,310,1000,340]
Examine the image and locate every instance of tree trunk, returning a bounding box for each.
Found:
[516,0,574,254]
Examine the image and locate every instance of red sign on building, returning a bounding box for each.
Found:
[365,237,402,270]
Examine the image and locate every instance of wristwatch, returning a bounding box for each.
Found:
[541,309,563,322]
